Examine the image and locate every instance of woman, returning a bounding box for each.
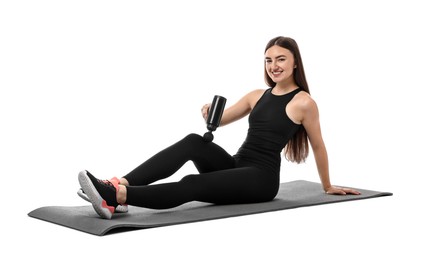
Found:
[78,36,360,219]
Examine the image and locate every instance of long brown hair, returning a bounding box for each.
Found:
[264,36,310,163]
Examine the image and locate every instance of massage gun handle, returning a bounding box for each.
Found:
[206,95,227,131]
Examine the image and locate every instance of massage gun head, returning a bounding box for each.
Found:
[203,131,214,142]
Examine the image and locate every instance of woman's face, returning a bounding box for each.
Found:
[265,45,296,84]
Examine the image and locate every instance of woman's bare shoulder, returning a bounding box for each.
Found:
[249,88,267,95]
[245,88,267,106]
[295,90,317,110]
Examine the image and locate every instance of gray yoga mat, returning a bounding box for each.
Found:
[28,180,392,236]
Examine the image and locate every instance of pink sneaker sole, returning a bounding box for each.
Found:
[77,188,128,213]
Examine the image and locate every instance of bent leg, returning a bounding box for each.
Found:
[123,134,235,185]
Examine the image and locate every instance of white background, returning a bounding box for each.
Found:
[1,0,422,259]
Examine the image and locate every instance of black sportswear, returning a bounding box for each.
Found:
[123,88,302,209]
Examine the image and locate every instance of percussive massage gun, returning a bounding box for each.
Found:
[203,95,227,142]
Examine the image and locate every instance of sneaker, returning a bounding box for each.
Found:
[78,170,120,219]
[77,188,128,213]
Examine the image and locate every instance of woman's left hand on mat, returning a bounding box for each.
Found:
[325,186,361,195]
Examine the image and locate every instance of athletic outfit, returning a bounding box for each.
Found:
[79,87,302,217]
[123,87,302,209]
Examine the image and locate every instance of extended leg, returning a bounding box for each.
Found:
[125,166,279,209]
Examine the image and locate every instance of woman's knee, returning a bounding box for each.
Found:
[179,133,206,151]
[182,133,203,143]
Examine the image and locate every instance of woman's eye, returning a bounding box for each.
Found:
[278,58,286,62]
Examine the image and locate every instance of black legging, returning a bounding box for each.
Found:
[123,133,280,209]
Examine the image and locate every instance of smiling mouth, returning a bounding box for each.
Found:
[272,71,282,76]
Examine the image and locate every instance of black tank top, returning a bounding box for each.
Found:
[234,87,302,173]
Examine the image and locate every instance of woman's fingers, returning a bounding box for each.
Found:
[326,186,361,195]
[201,103,211,120]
